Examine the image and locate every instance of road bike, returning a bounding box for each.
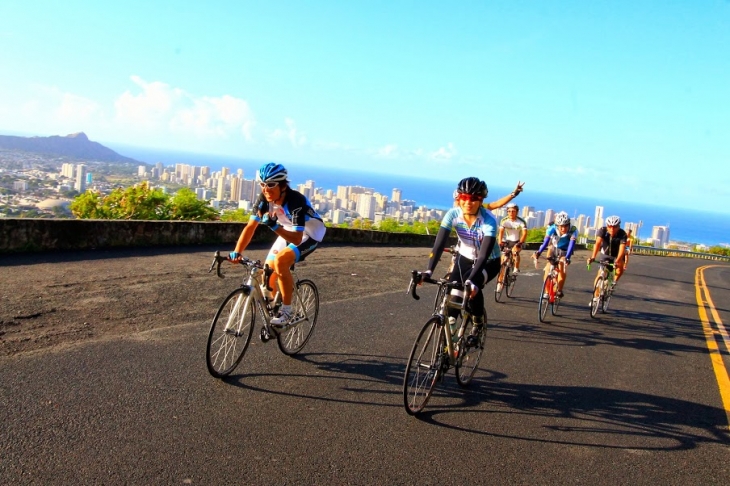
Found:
[403,270,487,415]
[589,259,615,318]
[494,246,518,302]
[535,254,562,322]
[205,251,319,378]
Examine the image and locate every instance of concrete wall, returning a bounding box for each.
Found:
[0,218,441,253]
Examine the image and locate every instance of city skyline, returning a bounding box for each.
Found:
[1,2,728,212]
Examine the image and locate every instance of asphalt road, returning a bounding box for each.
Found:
[1,245,729,485]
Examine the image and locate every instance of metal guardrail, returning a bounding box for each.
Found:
[630,245,730,261]
[582,238,730,262]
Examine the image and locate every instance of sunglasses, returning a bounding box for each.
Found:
[259,181,279,189]
[457,193,484,202]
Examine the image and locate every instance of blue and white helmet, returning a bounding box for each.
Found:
[257,162,288,183]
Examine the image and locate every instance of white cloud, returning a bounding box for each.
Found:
[114,75,255,141]
[430,142,457,160]
[14,85,103,133]
[269,118,307,147]
[375,144,399,158]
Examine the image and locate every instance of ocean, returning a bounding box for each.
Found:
[114,145,730,248]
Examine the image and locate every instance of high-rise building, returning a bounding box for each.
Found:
[544,209,555,226]
[391,188,402,203]
[652,225,670,248]
[521,206,534,219]
[594,206,604,229]
[357,193,376,220]
[216,175,226,201]
[75,164,87,193]
[230,176,242,202]
[61,163,75,178]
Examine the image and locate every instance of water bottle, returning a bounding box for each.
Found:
[448,317,458,337]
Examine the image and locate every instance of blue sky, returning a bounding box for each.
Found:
[1,1,728,211]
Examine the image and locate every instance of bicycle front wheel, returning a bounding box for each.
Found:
[494,265,507,303]
[277,279,319,355]
[550,280,560,316]
[206,288,255,378]
[505,269,517,298]
[539,277,552,323]
[455,311,487,387]
[590,277,603,318]
[603,284,612,312]
[403,317,444,415]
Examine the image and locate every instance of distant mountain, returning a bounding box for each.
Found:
[0,132,141,164]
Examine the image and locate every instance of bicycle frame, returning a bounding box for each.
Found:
[209,251,308,334]
[588,260,615,317]
[413,273,471,366]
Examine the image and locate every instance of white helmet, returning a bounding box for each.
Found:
[555,212,570,226]
[605,215,621,226]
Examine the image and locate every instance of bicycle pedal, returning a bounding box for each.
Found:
[260,327,272,342]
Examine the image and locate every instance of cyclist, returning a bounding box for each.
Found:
[421,177,500,345]
[587,215,627,288]
[498,203,528,282]
[533,212,577,298]
[230,162,326,325]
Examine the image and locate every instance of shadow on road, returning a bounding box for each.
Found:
[415,377,730,450]
[213,349,729,451]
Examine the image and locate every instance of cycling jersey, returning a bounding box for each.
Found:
[252,189,326,242]
[500,216,527,242]
[595,227,627,257]
[439,206,500,261]
[537,224,578,260]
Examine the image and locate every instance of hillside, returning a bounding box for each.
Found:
[0,132,140,163]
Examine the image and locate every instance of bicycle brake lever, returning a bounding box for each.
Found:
[408,270,421,300]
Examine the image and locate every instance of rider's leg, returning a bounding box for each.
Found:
[271,248,297,305]
[557,258,567,292]
[514,246,521,271]
[614,259,625,283]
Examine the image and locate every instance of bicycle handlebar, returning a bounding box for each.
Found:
[407,270,469,302]
[208,251,265,279]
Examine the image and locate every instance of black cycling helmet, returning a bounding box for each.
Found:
[456,177,488,198]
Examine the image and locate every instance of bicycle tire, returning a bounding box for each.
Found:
[494,264,507,302]
[277,279,319,355]
[539,277,552,323]
[550,279,560,316]
[403,317,444,415]
[455,310,487,387]
[603,283,612,312]
[590,277,603,318]
[206,288,255,378]
[505,268,516,298]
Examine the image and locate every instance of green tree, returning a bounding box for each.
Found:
[70,183,219,221]
[220,208,251,222]
[169,188,219,221]
[526,227,546,242]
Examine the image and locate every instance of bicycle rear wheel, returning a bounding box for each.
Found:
[539,277,552,323]
[403,317,444,415]
[206,288,255,378]
[455,310,487,387]
[590,277,603,318]
[494,264,507,302]
[277,279,319,355]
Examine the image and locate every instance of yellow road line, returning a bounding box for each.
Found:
[695,265,730,428]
